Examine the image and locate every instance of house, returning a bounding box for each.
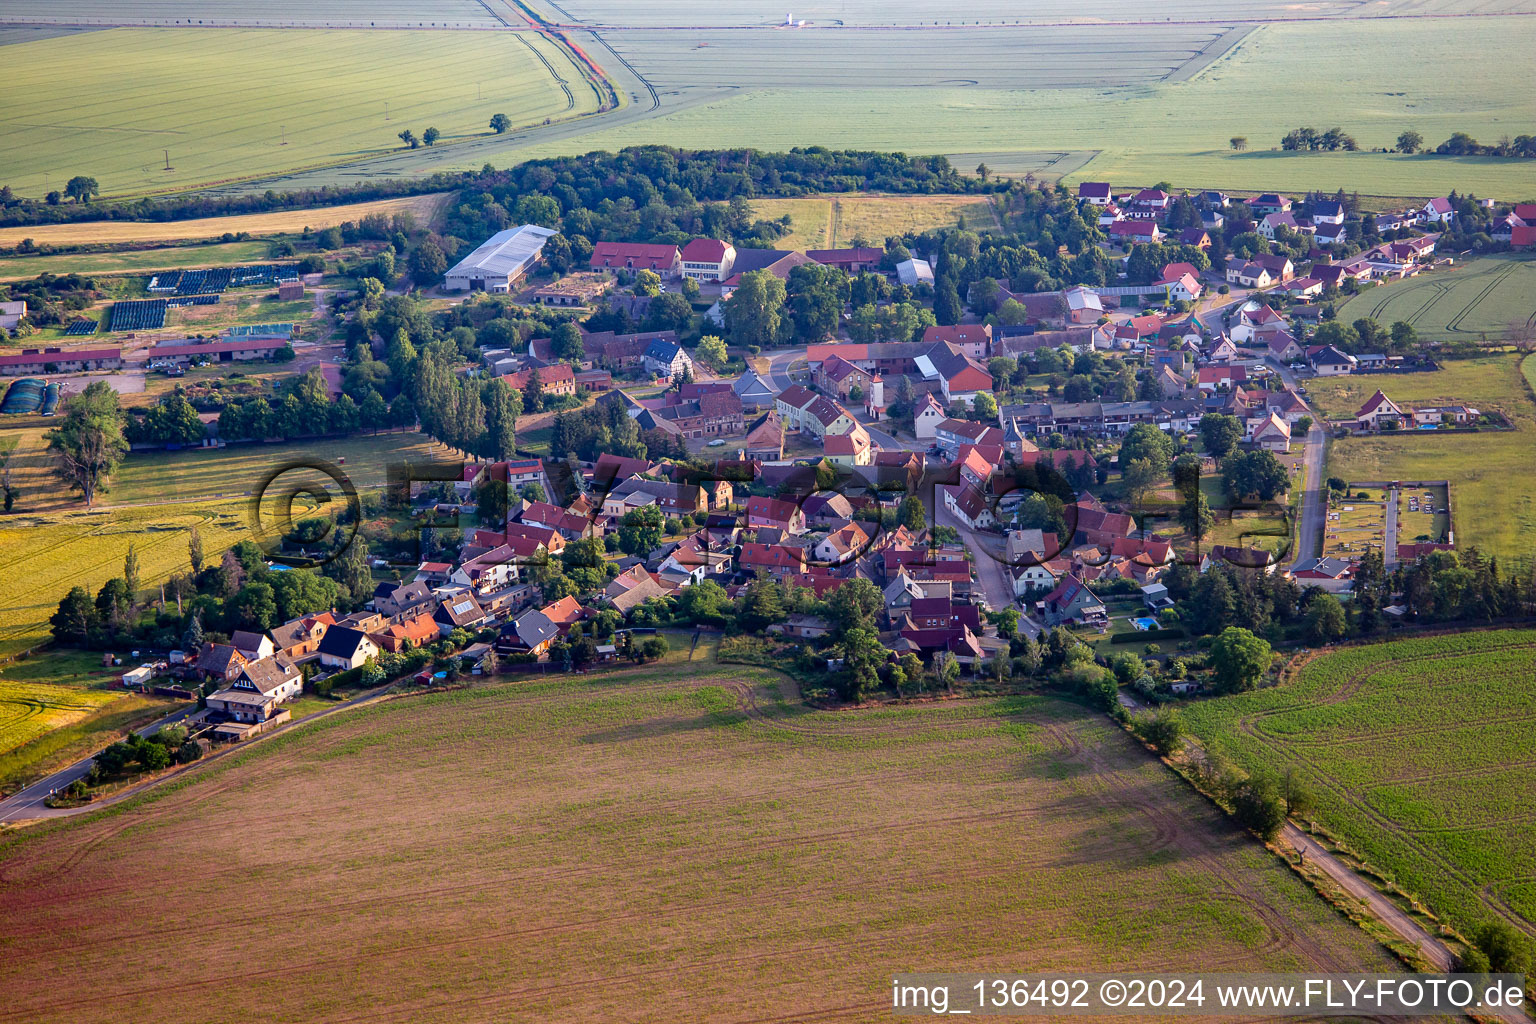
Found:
[588,241,681,277]
[1412,404,1477,426]
[934,418,1003,457]
[814,520,872,565]
[601,478,708,519]
[435,592,490,635]
[193,643,248,683]
[913,393,947,440]
[1250,193,1292,216]
[1254,254,1295,282]
[1132,188,1171,210]
[745,495,806,534]
[940,482,994,530]
[371,580,436,619]
[806,247,884,274]
[1292,557,1354,591]
[502,363,577,397]
[443,225,557,292]
[0,301,26,331]
[538,595,585,635]
[1178,228,1212,250]
[1311,199,1346,225]
[1313,222,1348,247]
[1141,582,1175,611]
[1200,190,1230,209]
[1040,573,1107,627]
[922,324,992,360]
[1279,277,1324,300]
[316,626,379,671]
[743,409,785,460]
[1196,365,1248,392]
[0,345,123,376]
[738,542,808,578]
[1308,345,1357,376]
[1421,197,1456,225]
[816,353,875,399]
[269,613,335,660]
[1078,182,1113,206]
[1225,258,1273,288]
[1158,263,1204,302]
[1110,220,1162,245]
[1314,259,1372,290]
[1232,303,1285,343]
[501,609,559,657]
[1258,212,1300,240]
[369,612,441,653]
[824,426,874,467]
[207,657,304,724]
[1356,390,1406,430]
[1064,286,1105,324]
[680,238,736,281]
[230,630,274,662]
[1250,411,1292,452]
[732,370,778,410]
[643,337,694,378]
[770,614,834,640]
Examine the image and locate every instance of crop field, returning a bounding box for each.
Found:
[0,29,593,196]
[1308,354,1536,558]
[1337,256,1536,343]
[0,680,119,768]
[494,13,1536,202]
[1183,629,1536,939]
[0,661,1404,1022]
[750,194,998,250]
[0,193,452,248]
[0,0,498,28]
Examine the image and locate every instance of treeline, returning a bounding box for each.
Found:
[1396,129,1536,159]
[549,399,690,464]
[1279,127,1359,152]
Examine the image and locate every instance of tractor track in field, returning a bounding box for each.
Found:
[1233,642,1536,939]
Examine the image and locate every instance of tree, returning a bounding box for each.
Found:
[738,577,787,632]
[836,626,886,703]
[398,129,419,149]
[723,269,785,349]
[1139,709,1186,756]
[1199,413,1243,459]
[1230,136,1248,151]
[123,545,140,603]
[1222,450,1290,502]
[618,504,665,556]
[229,581,278,630]
[95,578,131,626]
[45,381,128,507]
[825,578,883,641]
[1120,422,1175,476]
[1209,627,1271,693]
[188,525,205,573]
[1396,129,1423,154]
[408,239,446,285]
[422,127,440,147]
[136,741,172,771]
[182,609,205,652]
[1121,457,1160,510]
[1304,592,1348,644]
[551,321,585,362]
[633,269,662,297]
[933,275,963,326]
[523,369,545,413]
[639,636,669,662]
[64,175,99,204]
[50,587,97,644]
[695,335,729,369]
[975,162,991,181]
[972,391,998,419]
[1232,776,1287,841]
[898,494,927,531]
[1471,921,1534,976]
[1279,766,1315,819]
[360,389,389,433]
[481,378,520,460]
[489,113,512,134]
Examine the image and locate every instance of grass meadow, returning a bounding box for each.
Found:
[1182,629,1536,939]
[0,29,592,196]
[1337,256,1536,344]
[750,194,999,249]
[1307,354,1536,558]
[0,658,1402,1022]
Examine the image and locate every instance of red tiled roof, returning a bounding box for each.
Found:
[682,238,730,262]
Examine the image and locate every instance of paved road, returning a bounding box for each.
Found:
[0,703,196,823]
[1384,485,1400,570]
[1245,358,1327,570]
[936,499,1013,613]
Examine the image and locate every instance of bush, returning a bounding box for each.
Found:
[1471,921,1533,975]
[1137,708,1186,756]
[1231,776,1287,841]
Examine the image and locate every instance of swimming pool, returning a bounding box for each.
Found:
[1132,617,1159,631]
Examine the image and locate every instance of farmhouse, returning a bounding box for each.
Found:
[806,247,883,274]
[0,346,123,376]
[502,363,577,396]
[444,225,558,293]
[588,241,681,277]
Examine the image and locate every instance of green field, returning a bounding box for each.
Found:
[1307,354,1536,558]
[0,657,1403,1021]
[1338,256,1536,343]
[494,13,1536,201]
[750,194,999,249]
[0,241,278,282]
[1183,629,1536,939]
[0,28,596,196]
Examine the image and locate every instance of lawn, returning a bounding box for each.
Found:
[0,28,594,196]
[1182,629,1536,939]
[1337,256,1536,344]
[1309,354,1536,557]
[0,241,278,282]
[0,658,1401,1022]
[0,193,453,248]
[751,194,1000,250]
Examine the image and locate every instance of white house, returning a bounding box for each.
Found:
[0,301,26,330]
[1232,304,1285,344]
[1421,197,1456,225]
[1356,389,1406,430]
[316,626,379,671]
[940,483,995,530]
[913,393,947,440]
[680,238,736,281]
[1308,345,1357,376]
[1250,411,1292,452]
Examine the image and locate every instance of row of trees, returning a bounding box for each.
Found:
[1396,129,1536,158]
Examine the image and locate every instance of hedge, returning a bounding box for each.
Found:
[1111,627,1185,644]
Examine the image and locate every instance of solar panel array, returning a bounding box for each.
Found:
[165,294,220,308]
[63,318,99,335]
[148,264,300,296]
[107,299,168,331]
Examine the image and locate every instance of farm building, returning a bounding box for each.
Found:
[0,346,122,376]
[443,224,558,293]
[149,338,287,365]
[588,241,681,277]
